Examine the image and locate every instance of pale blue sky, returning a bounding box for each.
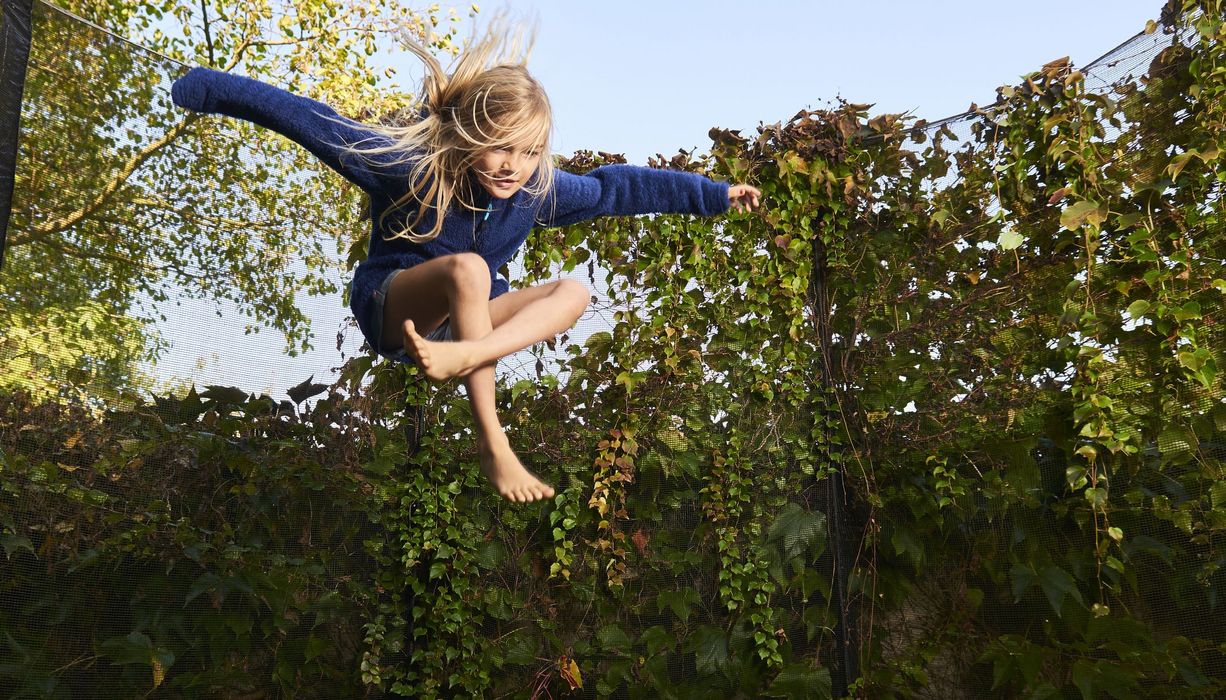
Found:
[463,1,1163,163]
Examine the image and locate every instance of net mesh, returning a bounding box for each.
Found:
[1,1,1222,698]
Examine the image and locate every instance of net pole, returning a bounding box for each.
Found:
[0,0,34,270]
[402,397,426,673]
[811,235,859,695]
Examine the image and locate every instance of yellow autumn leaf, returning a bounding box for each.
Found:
[559,657,582,690]
[152,657,165,688]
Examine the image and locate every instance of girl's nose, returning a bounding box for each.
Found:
[502,151,521,174]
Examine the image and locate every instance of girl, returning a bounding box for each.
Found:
[171,23,761,503]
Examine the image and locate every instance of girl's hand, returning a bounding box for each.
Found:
[728,184,761,213]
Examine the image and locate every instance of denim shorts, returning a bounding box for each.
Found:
[370,269,452,362]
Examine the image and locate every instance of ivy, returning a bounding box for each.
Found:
[3,1,1224,697]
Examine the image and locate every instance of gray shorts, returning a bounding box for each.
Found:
[370,269,452,363]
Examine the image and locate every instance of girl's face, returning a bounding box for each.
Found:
[473,144,543,199]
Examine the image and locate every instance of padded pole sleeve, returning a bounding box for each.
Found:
[0,0,35,270]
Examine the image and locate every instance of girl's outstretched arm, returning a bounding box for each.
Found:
[537,164,733,228]
[479,166,758,296]
[171,67,404,194]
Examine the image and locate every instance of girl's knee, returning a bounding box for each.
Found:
[556,279,590,316]
[445,253,491,294]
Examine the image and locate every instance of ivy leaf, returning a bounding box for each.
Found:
[1039,565,1082,617]
[346,231,369,271]
[185,572,222,606]
[287,375,329,404]
[1209,482,1226,510]
[584,331,613,354]
[1060,200,1106,230]
[766,503,827,560]
[1,533,33,559]
[1011,564,1037,602]
[1166,150,1198,181]
[597,624,632,651]
[1072,660,1096,700]
[997,229,1025,251]
[596,660,632,696]
[638,625,673,656]
[687,625,728,677]
[1158,425,1197,462]
[99,631,174,675]
[656,588,699,623]
[473,540,506,570]
[99,632,154,666]
[1172,301,1202,322]
[201,385,250,405]
[304,635,329,662]
[501,627,538,666]
[764,663,833,699]
[890,526,924,566]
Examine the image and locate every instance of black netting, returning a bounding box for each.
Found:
[1,1,1223,698]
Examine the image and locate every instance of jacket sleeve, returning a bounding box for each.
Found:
[537,164,729,228]
[171,67,403,194]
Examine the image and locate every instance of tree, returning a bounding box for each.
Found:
[1,0,470,402]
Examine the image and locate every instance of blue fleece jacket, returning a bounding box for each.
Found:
[170,67,730,349]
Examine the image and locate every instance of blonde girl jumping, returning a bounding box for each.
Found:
[172,23,761,503]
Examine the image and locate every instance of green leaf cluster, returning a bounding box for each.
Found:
[4,1,1226,697]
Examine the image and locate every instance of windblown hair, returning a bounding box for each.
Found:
[352,18,555,243]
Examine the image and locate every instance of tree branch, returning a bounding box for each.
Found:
[18,115,201,242]
[126,194,281,232]
[200,0,215,67]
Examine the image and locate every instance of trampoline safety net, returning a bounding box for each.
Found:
[1,0,1223,698]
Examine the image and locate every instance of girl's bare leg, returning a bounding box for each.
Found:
[402,281,589,382]
[380,253,588,502]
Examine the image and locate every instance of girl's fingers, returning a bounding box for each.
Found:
[728,184,761,212]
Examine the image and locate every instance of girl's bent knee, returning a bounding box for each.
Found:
[557,279,590,315]
[445,253,491,294]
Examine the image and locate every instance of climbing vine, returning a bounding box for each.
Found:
[2,2,1223,698]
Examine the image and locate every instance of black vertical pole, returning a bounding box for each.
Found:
[0,0,35,270]
[402,398,427,668]
[811,236,858,695]
[827,466,857,694]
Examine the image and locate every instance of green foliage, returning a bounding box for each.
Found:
[0,386,380,697]
[2,0,465,401]
[3,1,1225,697]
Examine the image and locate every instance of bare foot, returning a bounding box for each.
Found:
[402,319,480,381]
[480,437,555,503]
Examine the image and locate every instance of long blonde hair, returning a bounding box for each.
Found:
[353,17,555,243]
